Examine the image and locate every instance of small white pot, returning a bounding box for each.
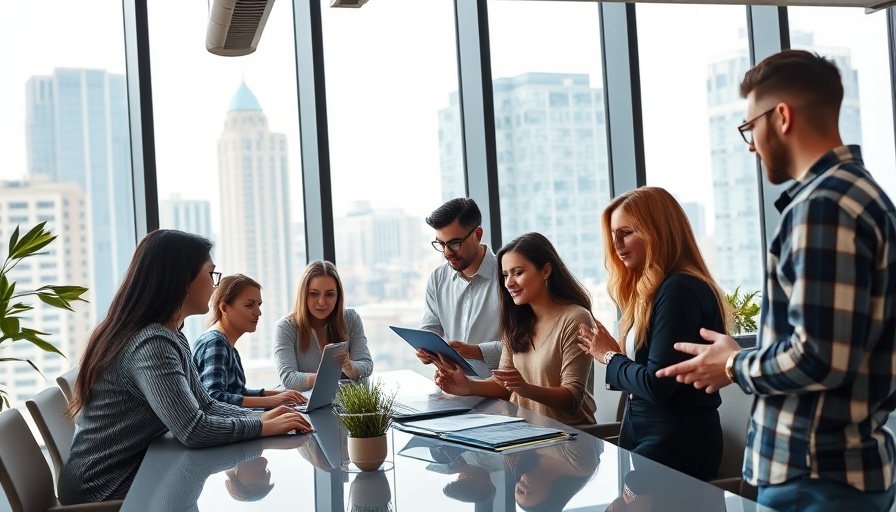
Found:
[347,434,387,471]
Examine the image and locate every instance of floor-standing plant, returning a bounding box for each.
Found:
[0,222,89,409]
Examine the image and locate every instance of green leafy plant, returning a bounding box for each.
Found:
[1,222,89,409]
[334,380,395,438]
[726,286,761,335]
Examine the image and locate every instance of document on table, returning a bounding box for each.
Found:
[403,414,524,432]
[394,413,575,451]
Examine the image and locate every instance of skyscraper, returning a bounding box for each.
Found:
[25,68,135,320]
[334,201,435,304]
[438,73,610,283]
[0,178,92,408]
[217,83,293,364]
[706,32,862,294]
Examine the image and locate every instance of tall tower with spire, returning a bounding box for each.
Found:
[217,82,294,366]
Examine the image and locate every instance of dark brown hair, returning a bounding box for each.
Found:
[70,230,212,415]
[426,197,482,231]
[740,49,843,129]
[496,232,591,353]
[207,274,262,327]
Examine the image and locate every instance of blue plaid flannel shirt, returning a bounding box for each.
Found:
[191,330,263,406]
[732,145,896,491]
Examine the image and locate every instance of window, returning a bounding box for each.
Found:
[638,5,761,295]
[488,0,614,327]
[788,8,896,198]
[0,0,125,412]
[149,0,304,379]
[322,0,460,377]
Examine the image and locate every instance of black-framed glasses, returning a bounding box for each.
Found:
[431,226,478,252]
[210,272,222,287]
[737,106,776,145]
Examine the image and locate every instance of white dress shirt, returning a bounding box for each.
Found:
[421,245,502,374]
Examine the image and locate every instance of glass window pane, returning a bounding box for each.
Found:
[638,5,761,297]
[788,7,896,197]
[149,0,304,386]
[321,1,461,376]
[487,1,614,328]
[0,1,133,411]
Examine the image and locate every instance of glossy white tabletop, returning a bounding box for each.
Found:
[121,370,757,512]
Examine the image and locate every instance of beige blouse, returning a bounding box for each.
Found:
[499,304,596,426]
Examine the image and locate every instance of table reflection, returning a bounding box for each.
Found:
[607,454,727,512]
[131,435,309,512]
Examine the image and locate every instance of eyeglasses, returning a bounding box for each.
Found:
[737,106,776,145]
[611,227,637,244]
[431,226,478,252]
[210,272,222,287]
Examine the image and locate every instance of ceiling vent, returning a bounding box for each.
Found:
[330,0,369,7]
[207,0,276,56]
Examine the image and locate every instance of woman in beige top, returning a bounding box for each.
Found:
[430,232,596,426]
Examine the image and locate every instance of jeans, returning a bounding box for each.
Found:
[758,476,896,512]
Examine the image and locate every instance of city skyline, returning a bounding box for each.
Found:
[1,1,894,417]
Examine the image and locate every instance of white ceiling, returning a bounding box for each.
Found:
[527,0,893,13]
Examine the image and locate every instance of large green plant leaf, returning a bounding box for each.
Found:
[0,222,86,389]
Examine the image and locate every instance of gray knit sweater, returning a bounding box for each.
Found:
[58,324,263,504]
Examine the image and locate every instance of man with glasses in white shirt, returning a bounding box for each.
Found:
[417,198,501,376]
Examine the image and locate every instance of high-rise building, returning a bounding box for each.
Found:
[25,68,135,320]
[438,73,610,283]
[0,177,92,408]
[159,195,214,343]
[334,201,435,305]
[217,82,293,364]
[706,31,862,294]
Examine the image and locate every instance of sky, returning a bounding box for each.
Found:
[0,0,894,233]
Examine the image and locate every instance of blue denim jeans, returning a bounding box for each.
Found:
[758,476,896,512]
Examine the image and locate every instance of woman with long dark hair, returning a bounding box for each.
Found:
[274,261,372,391]
[58,230,311,505]
[577,187,728,481]
[432,232,596,426]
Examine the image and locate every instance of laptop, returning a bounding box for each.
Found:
[294,342,347,413]
[391,392,484,420]
[389,326,479,376]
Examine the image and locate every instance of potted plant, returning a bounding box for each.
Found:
[334,380,395,472]
[0,222,89,409]
[726,286,761,347]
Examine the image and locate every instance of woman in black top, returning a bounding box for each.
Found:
[578,187,730,481]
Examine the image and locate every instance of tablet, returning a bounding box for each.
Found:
[389,326,479,376]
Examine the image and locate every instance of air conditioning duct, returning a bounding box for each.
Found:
[330,0,369,7]
[206,0,276,57]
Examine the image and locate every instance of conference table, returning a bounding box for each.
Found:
[121,370,758,511]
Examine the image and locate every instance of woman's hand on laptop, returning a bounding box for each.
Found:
[447,341,484,361]
[275,390,307,407]
[260,406,313,436]
[334,350,360,380]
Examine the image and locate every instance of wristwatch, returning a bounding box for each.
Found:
[603,351,620,365]
[725,350,742,383]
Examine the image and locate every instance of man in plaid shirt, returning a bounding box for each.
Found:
[657,50,896,511]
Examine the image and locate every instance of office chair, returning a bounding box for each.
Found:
[56,366,79,404]
[0,408,122,511]
[26,387,75,487]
